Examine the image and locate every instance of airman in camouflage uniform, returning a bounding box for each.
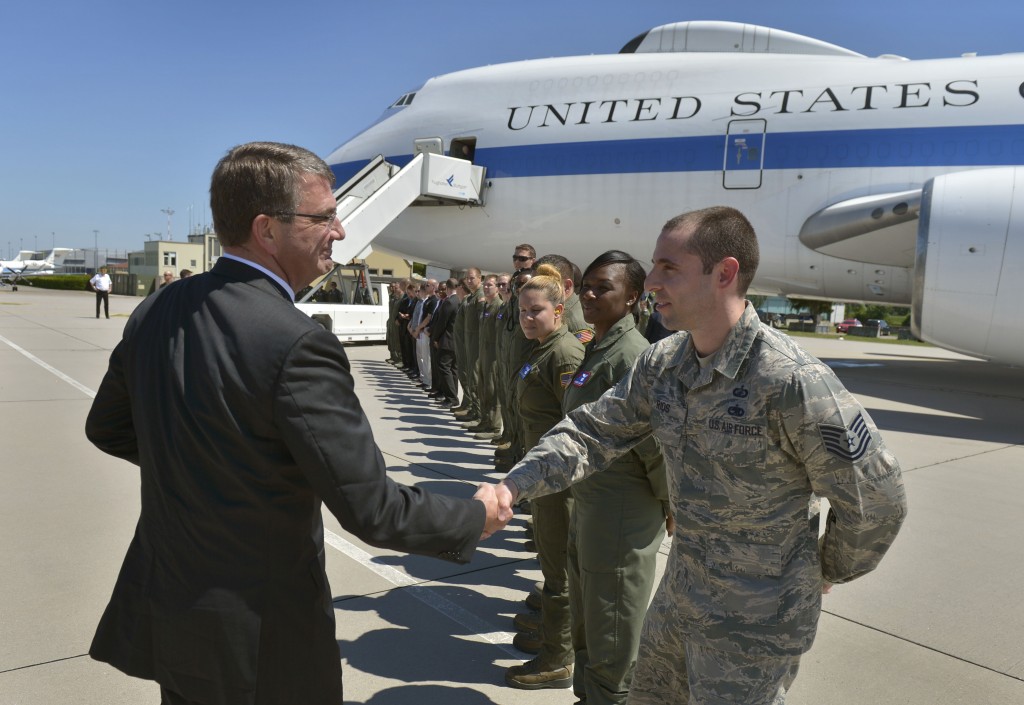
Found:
[499,207,907,704]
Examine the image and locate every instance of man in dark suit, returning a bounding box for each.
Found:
[396,281,418,374]
[429,278,461,407]
[85,142,509,705]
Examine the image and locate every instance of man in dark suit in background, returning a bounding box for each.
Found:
[85,142,509,705]
[429,277,461,407]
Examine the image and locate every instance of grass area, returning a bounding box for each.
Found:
[786,330,932,347]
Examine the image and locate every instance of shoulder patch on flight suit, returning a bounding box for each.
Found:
[559,371,574,388]
[574,328,594,344]
[519,363,533,379]
[818,412,873,460]
[572,370,593,387]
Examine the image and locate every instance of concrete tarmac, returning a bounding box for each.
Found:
[2,286,1022,704]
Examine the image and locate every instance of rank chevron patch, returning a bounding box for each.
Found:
[818,412,872,461]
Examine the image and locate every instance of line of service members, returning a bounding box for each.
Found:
[384,244,672,704]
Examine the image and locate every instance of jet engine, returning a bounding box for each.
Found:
[914,167,1024,364]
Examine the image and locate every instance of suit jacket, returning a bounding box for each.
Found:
[85,258,485,705]
[396,293,415,325]
[429,295,458,350]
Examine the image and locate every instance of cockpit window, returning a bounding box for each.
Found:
[389,92,416,108]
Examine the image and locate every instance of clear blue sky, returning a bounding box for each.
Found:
[2,0,1020,257]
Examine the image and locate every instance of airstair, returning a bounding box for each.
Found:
[329,152,487,264]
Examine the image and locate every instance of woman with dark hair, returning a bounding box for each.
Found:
[563,250,669,705]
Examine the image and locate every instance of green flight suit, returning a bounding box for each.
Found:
[504,294,537,463]
[563,292,594,345]
[561,313,668,705]
[515,324,584,668]
[462,284,485,416]
[477,296,503,432]
[494,297,515,445]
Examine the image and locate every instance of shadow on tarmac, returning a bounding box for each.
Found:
[820,355,1024,445]
[336,587,529,688]
[348,684,501,705]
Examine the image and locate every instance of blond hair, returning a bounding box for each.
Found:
[520,263,565,307]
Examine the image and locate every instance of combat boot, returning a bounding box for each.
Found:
[512,611,541,632]
[505,657,573,690]
[525,581,543,610]
[511,629,542,654]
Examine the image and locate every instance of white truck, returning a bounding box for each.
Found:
[295,264,390,343]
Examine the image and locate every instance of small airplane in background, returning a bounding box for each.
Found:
[323,20,1024,365]
[1,248,74,290]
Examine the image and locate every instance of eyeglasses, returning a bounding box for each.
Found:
[271,211,340,232]
[512,255,531,262]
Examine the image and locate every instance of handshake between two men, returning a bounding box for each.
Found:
[472,480,519,539]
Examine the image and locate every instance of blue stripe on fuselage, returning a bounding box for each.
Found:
[329,123,1024,185]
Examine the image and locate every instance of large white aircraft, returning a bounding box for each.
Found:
[1,248,74,289]
[324,20,1024,365]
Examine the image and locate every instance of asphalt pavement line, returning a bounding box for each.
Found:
[323,528,521,657]
[0,332,522,658]
[0,332,96,398]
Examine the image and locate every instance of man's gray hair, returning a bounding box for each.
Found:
[210,142,335,247]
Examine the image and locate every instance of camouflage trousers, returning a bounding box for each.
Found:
[628,635,800,705]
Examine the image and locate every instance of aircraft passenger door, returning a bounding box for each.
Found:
[723,119,766,189]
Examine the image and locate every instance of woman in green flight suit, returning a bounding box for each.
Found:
[504,263,585,691]
[564,250,670,705]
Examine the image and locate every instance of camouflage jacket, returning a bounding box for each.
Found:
[506,303,907,656]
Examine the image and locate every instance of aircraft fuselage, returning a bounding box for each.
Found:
[324,23,1024,363]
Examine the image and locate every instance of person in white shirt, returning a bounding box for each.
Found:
[89,267,112,319]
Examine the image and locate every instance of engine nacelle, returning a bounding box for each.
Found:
[914,167,1024,365]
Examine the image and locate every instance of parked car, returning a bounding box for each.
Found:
[756,309,783,328]
[836,318,863,334]
[866,319,891,335]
